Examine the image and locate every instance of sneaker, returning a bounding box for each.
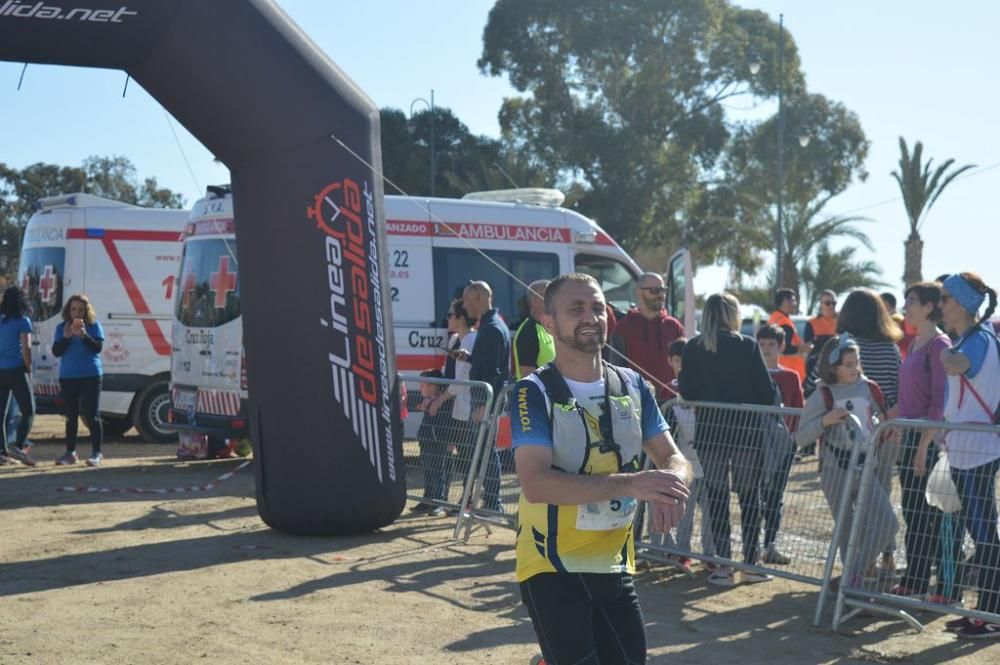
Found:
[956,619,1000,640]
[86,453,103,467]
[56,451,79,465]
[742,570,773,584]
[7,447,36,466]
[429,507,447,517]
[945,617,972,633]
[707,566,736,587]
[761,545,791,565]
[668,555,694,575]
[409,502,435,513]
[0,453,16,466]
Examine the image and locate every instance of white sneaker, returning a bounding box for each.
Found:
[743,570,773,584]
[707,566,737,587]
[86,453,103,467]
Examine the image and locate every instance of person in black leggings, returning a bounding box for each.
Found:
[0,286,36,467]
[52,294,105,467]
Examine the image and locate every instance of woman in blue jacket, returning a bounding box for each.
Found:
[0,286,36,466]
[52,294,105,466]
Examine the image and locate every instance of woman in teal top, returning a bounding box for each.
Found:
[52,294,105,466]
[0,286,35,466]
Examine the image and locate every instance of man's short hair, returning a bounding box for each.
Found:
[638,271,664,286]
[774,288,796,310]
[880,292,897,309]
[464,280,492,299]
[667,337,687,358]
[527,279,550,302]
[544,273,601,314]
[756,322,785,345]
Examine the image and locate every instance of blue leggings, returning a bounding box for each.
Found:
[952,458,1000,614]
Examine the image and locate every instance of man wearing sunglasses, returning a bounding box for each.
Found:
[608,272,685,402]
[804,289,839,396]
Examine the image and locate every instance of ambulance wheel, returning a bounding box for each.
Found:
[133,381,177,443]
[102,417,133,438]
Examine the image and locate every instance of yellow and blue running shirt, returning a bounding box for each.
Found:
[511,368,668,582]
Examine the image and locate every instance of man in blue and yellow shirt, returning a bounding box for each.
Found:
[511,272,691,664]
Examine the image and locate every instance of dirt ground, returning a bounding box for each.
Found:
[2,416,999,665]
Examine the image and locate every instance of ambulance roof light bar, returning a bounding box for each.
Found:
[33,193,136,211]
[462,188,565,207]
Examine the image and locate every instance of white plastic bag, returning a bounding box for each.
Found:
[926,453,962,514]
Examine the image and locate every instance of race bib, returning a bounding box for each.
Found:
[576,496,637,531]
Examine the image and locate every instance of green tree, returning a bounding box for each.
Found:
[891,137,975,285]
[801,242,884,312]
[380,107,513,198]
[479,0,803,256]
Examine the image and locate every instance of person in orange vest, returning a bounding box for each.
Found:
[803,289,838,396]
[768,288,810,383]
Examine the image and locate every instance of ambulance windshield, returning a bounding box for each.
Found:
[175,239,240,328]
[575,254,637,314]
[18,247,65,321]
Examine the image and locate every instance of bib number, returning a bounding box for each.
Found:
[576,496,637,531]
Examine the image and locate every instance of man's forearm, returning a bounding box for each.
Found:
[519,467,632,505]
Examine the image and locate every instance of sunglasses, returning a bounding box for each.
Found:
[640,286,667,295]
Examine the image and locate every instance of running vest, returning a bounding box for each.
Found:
[513,318,556,380]
[769,310,805,381]
[535,362,644,474]
[514,362,646,582]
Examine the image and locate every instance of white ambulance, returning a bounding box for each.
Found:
[167,188,694,439]
[167,186,247,446]
[18,193,189,442]
[388,189,693,370]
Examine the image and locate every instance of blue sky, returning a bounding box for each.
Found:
[1,1,996,305]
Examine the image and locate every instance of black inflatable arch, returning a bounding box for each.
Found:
[0,0,405,535]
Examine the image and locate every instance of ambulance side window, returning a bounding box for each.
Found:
[575,254,637,314]
[432,248,559,327]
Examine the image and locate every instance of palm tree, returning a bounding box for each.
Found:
[778,195,872,299]
[891,137,975,285]
[801,242,885,312]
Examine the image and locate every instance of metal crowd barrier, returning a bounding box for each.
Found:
[398,374,493,520]
[457,384,518,541]
[634,399,838,587]
[827,418,1000,632]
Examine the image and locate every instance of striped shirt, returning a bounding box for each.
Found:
[854,337,901,408]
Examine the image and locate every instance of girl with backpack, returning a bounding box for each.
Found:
[937,273,1000,639]
[795,334,898,587]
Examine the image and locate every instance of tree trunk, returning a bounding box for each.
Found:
[782,254,800,304]
[903,231,923,286]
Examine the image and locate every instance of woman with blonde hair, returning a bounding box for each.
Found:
[680,292,777,585]
[52,294,105,466]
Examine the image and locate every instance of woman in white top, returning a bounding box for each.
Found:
[426,300,480,492]
[938,272,1000,638]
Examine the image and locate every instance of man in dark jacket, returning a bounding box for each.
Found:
[610,272,685,402]
[461,280,509,512]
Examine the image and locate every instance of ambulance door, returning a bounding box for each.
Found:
[666,248,696,333]
[384,197,437,372]
[82,210,180,416]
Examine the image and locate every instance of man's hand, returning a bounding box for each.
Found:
[648,498,687,533]
[625,469,689,505]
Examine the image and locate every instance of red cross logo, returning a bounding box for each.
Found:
[210,256,237,309]
[181,271,197,309]
[39,265,57,303]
